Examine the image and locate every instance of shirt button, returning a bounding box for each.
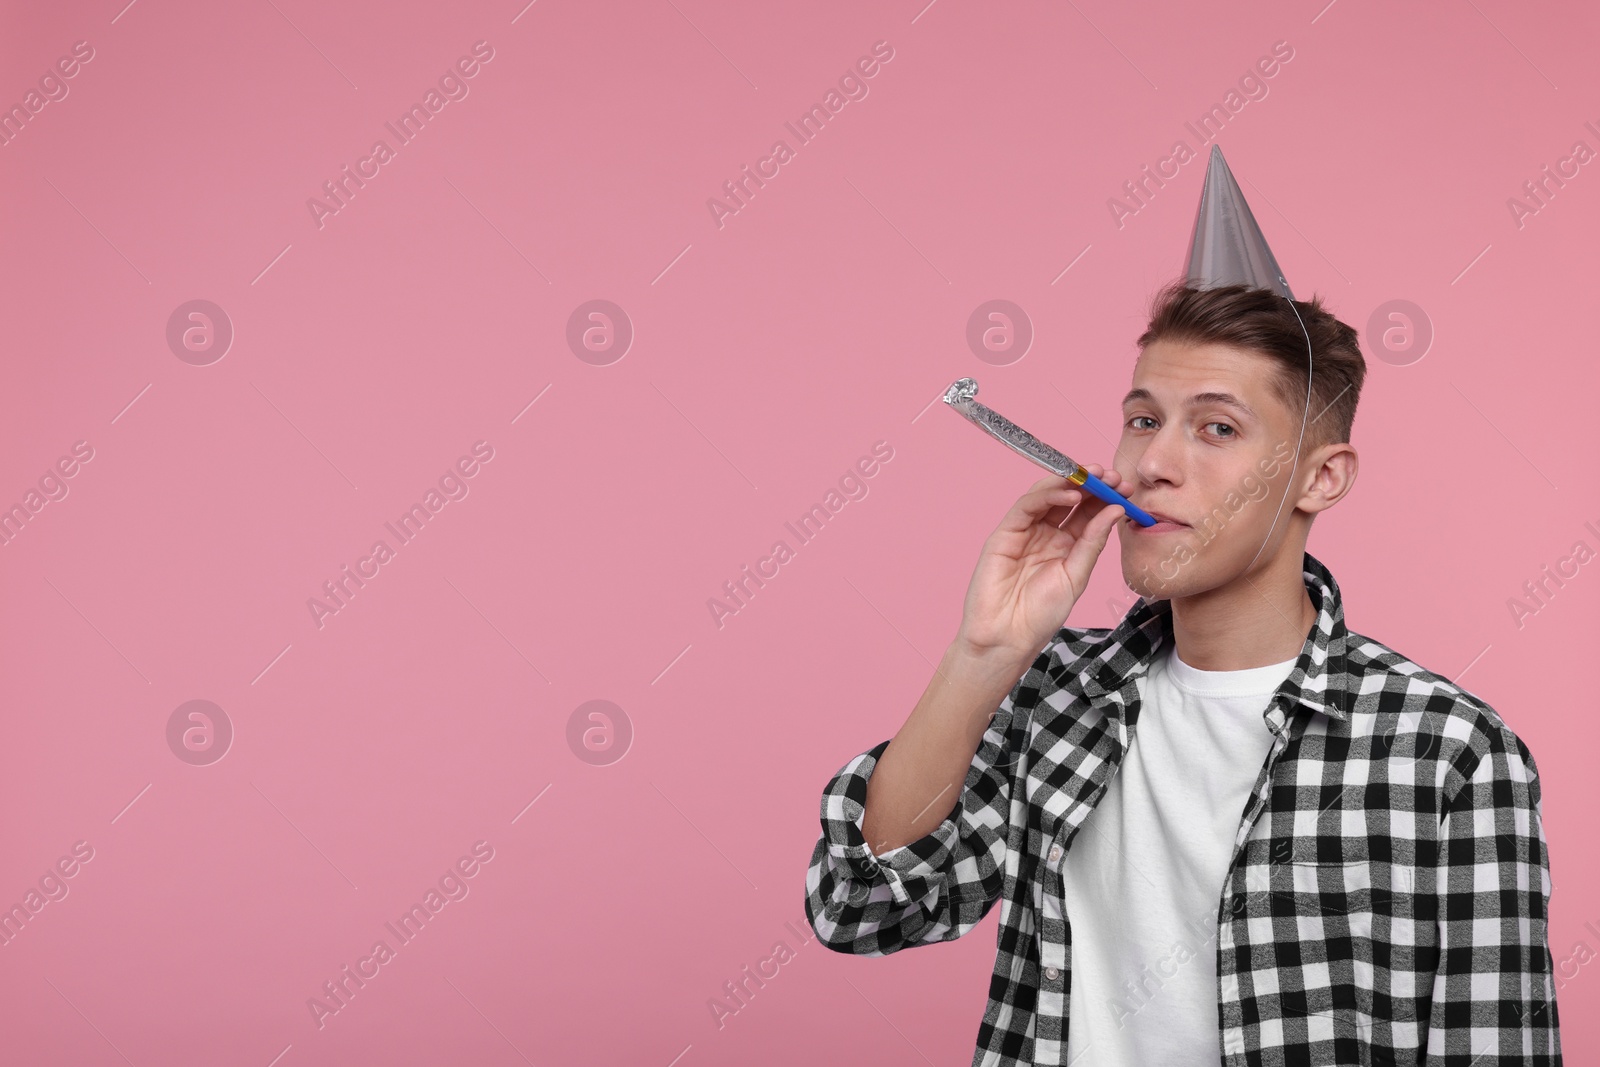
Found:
[1047,845,1063,865]
[1044,966,1060,981]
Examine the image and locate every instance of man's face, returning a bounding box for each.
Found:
[1113,338,1308,600]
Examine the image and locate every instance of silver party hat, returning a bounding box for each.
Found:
[1183,144,1293,300]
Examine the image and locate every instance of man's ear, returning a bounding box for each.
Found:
[1297,444,1358,516]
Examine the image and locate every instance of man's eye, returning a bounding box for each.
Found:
[1126,416,1234,439]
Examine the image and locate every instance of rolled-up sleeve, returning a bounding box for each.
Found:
[1426,732,1561,1064]
[803,662,1033,955]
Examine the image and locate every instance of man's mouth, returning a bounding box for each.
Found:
[1132,508,1188,533]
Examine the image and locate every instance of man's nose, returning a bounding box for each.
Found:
[1134,426,1183,486]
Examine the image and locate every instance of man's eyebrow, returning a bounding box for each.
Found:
[1121,387,1259,422]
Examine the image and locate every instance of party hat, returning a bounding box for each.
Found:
[1183,144,1294,300]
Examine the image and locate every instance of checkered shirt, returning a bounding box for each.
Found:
[804,550,1560,1065]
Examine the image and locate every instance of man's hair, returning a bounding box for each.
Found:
[1135,281,1366,450]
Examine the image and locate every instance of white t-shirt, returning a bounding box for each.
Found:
[1060,639,1295,1066]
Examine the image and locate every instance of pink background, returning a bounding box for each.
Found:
[2,0,1597,1063]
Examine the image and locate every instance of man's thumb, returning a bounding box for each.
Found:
[1097,505,1126,540]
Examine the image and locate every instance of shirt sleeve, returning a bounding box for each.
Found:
[1425,731,1561,1065]
[803,647,1045,956]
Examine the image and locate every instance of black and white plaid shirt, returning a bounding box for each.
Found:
[805,550,1561,1065]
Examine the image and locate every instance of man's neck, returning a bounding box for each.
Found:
[1167,550,1317,672]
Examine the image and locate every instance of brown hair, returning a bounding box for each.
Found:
[1135,281,1366,450]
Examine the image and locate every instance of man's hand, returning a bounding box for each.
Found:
[953,464,1128,662]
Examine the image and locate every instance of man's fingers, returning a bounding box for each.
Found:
[1058,490,1107,539]
[1040,492,1079,530]
[1045,475,1103,525]
[1001,479,1071,532]
[1028,473,1070,494]
[1018,467,1129,532]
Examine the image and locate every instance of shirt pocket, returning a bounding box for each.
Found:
[1275,859,1425,1063]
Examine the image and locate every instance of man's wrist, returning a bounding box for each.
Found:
[942,638,1035,693]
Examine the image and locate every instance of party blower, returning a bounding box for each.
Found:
[942,377,1157,528]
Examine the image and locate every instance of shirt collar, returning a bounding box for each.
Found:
[1070,549,1354,723]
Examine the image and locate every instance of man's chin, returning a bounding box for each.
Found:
[1118,541,1222,601]
[1119,562,1176,602]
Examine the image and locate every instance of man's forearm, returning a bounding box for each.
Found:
[859,641,1034,854]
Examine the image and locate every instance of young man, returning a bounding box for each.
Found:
[804,146,1561,1066]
